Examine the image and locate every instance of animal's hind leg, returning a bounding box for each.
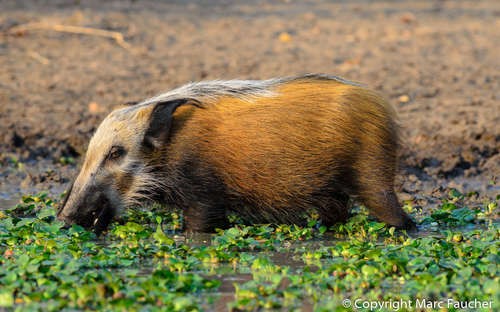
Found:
[359,187,415,230]
[356,169,416,230]
[316,193,350,227]
[354,135,416,230]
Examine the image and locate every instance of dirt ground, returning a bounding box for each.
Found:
[0,0,499,207]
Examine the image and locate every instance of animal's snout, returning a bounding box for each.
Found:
[56,194,82,227]
[57,184,115,232]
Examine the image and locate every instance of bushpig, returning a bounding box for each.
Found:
[57,74,416,232]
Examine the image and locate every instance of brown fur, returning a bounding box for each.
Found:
[57,75,415,232]
[153,79,413,230]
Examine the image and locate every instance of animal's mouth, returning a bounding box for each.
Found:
[61,206,113,234]
[92,207,106,227]
[57,186,116,233]
[69,195,114,234]
[84,196,114,233]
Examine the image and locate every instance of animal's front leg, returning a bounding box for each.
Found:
[183,201,228,232]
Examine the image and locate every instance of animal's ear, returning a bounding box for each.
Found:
[143,99,200,150]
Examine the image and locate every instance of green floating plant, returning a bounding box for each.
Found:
[0,191,498,311]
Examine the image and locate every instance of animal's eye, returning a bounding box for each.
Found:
[107,146,126,162]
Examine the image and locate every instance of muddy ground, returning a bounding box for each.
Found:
[0,0,499,208]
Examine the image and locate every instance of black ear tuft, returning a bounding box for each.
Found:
[143,99,200,150]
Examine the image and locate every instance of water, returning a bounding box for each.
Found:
[0,167,497,310]
[0,196,19,210]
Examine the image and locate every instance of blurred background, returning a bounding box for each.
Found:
[0,0,498,206]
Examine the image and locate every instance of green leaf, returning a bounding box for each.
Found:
[361,265,379,277]
[0,291,14,307]
[153,224,174,246]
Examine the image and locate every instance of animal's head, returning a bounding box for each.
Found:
[57,99,199,232]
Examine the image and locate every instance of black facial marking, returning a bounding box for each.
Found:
[125,161,141,173]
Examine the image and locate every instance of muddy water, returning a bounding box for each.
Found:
[0,159,70,210]
[0,191,64,210]
[199,221,498,311]
[109,223,494,312]
[0,197,19,211]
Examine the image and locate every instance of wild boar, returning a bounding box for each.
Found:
[57,74,415,232]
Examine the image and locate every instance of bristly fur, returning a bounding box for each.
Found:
[127,74,362,108]
[58,73,415,233]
